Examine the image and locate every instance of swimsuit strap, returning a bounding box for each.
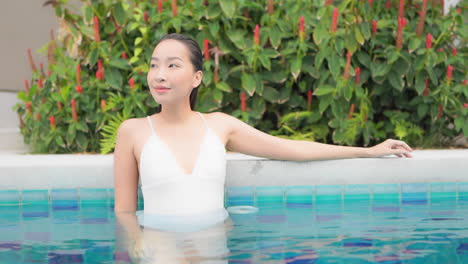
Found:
[146,116,155,136]
[196,112,208,129]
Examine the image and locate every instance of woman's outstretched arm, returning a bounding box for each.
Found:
[219,112,413,161]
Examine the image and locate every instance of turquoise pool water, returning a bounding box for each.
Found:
[1,183,467,263]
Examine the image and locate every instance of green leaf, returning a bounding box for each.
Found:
[269,27,281,49]
[314,85,335,96]
[313,26,327,45]
[343,83,353,101]
[371,62,391,78]
[408,38,422,53]
[241,73,256,96]
[290,57,302,80]
[417,103,428,118]
[135,37,143,46]
[354,27,364,45]
[263,86,280,103]
[318,94,333,114]
[356,52,371,68]
[227,30,245,49]
[134,48,142,57]
[113,3,127,25]
[109,58,131,70]
[388,71,404,91]
[464,121,468,138]
[360,22,371,40]
[454,116,464,131]
[415,72,425,95]
[328,53,341,78]
[219,0,236,18]
[216,82,232,92]
[259,53,271,70]
[105,68,123,89]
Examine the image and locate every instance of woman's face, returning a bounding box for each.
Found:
[147,39,202,107]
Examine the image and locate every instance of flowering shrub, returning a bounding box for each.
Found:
[15,0,467,154]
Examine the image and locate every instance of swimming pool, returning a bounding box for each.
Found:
[1,182,467,263]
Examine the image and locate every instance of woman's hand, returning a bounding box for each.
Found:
[366,139,413,158]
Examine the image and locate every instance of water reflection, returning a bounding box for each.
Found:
[115,211,233,264]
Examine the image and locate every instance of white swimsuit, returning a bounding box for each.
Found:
[135,112,229,232]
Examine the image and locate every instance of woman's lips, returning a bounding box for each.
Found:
[154,87,170,93]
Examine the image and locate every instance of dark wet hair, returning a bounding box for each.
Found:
[154,33,203,112]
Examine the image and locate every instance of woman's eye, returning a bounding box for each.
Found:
[169,64,178,68]
[150,64,157,68]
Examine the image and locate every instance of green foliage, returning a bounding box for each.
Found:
[14,0,468,154]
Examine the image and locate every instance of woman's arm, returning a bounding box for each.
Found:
[219,112,413,161]
[113,119,140,212]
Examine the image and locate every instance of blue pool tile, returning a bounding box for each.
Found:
[226,187,255,206]
[79,188,108,204]
[401,183,428,205]
[51,189,79,202]
[344,184,370,200]
[315,185,342,202]
[22,189,49,204]
[0,189,20,205]
[458,183,468,200]
[285,186,313,204]
[402,183,428,193]
[256,186,284,203]
[372,184,400,201]
[430,183,457,202]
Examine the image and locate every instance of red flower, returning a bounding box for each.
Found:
[372,20,377,36]
[158,0,163,13]
[35,113,41,121]
[76,64,81,86]
[144,11,149,23]
[38,79,44,89]
[416,0,428,36]
[355,67,361,84]
[437,104,443,118]
[368,0,373,8]
[48,70,51,77]
[452,48,457,56]
[96,59,104,80]
[463,103,468,109]
[93,16,101,43]
[27,48,38,72]
[76,85,82,93]
[437,48,443,52]
[240,92,247,112]
[344,51,352,80]
[396,17,405,49]
[424,79,429,96]
[398,0,405,19]
[24,80,30,93]
[325,0,333,6]
[330,8,339,33]
[101,99,107,110]
[347,104,355,119]
[122,52,127,59]
[307,90,313,110]
[426,33,432,49]
[463,80,467,86]
[446,65,453,83]
[204,39,210,61]
[268,0,274,14]
[49,116,56,130]
[129,77,135,90]
[456,8,461,14]
[26,101,32,114]
[385,1,391,9]
[39,62,45,77]
[71,99,78,122]
[254,24,260,46]
[172,0,178,17]
[299,16,305,41]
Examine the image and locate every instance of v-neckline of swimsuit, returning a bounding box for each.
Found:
[142,112,208,176]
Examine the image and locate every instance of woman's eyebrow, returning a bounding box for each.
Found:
[151,56,183,62]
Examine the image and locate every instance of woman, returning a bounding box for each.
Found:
[113,33,413,262]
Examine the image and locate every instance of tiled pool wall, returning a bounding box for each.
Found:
[1,182,467,210]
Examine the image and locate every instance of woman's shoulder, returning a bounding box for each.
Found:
[117,117,148,139]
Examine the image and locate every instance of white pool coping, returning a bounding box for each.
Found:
[0,149,467,190]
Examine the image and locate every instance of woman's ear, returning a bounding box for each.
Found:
[193,70,203,88]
